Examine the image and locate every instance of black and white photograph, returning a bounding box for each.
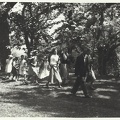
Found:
[0,1,120,117]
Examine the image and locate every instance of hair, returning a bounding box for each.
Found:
[52,48,57,53]
[21,55,24,58]
[13,57,18,61]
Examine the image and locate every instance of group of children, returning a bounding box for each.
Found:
[5,53,50,84]
[5,55,27,82]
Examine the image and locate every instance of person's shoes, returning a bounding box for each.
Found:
[85,95,92,98]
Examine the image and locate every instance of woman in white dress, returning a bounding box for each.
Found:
[5,55,13,79]
[38,56,49,79]
[46,48,62,88]
[19,55,27,83]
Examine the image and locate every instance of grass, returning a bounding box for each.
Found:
[0,73,120,117]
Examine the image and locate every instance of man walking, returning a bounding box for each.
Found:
[71,47,91,98]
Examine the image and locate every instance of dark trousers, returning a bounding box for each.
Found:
[71,76,88,96]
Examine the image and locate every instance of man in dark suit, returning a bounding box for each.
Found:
[71,47,91,98]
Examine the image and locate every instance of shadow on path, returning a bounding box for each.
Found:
[0,74,120,117]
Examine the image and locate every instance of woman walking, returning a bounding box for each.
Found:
[19,55,28,83]
[27,56,39,84]
[38,56,49,79]
[60,48,69,85]
[11,57,19,81]
[5,55,13,79]
[46,48,62,88]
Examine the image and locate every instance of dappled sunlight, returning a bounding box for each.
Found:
[97,95,111,99]
[0,73,120,117]
[97,88,118,92]
[48,91,59,98]
[58,91,71,95]
[117,80,120,83]
[61,86,72,90]
[97,79,116,82]
[1,2,120,117]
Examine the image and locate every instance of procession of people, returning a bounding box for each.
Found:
[3,45,96,98]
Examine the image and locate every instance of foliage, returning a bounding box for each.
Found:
[9,3,67,55]
[1,2,120,75]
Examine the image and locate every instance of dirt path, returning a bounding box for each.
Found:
[0,74,120,117]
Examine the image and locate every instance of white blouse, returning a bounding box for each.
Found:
[50,54,59,66]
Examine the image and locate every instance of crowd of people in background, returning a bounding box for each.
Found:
[4,46,96,98]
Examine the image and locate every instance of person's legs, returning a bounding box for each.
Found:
[5,73,10,79]
[14,72,18,81]
[89,80,96,90]
[16,70,19,81]
[34,75,39,84]
[61,64,68,85]
[89,69,96,90]
[11,73,15,81]
[11,67,16,81]
[50,67,54,84]
[22,74,29,85]
[27,75,31,81]
[80,77,91,97]
[46,67,54,87]
[64,64,68,84]
[54,69,62,87]
[24,74,27,81]
[71,76,80,95]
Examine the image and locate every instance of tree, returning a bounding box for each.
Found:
[88,3,120,76]
[8,2,120,76]
[0,2,16,70]
[50,3,120,76]
[10,2,66,56]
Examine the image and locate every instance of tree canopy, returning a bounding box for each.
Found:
[1,2,120,75]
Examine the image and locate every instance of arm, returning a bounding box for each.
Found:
[75,56,81,76]
[63,53,67,60]
[57,56,61,65]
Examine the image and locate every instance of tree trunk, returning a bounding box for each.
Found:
[97,46,108,76]
[24,32,33,57]
[0,2,16,71]
[97,44,119,76]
